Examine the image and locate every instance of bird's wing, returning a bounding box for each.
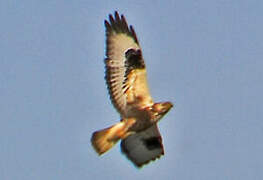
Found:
[105,12,153,116]
[120,124,164,168]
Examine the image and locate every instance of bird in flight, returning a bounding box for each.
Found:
[91,11,173,168]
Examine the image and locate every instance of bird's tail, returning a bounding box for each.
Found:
[91,118,135,155]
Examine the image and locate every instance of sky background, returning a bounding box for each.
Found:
[1,0,263,179]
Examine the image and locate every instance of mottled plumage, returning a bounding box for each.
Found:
[91,11,173,168]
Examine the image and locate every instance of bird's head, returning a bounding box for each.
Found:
[151,101,173,122]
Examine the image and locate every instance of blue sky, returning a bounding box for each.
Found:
[1,0,263,179]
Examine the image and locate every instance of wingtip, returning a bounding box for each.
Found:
[124,150,164,169]
[104,19,111,30]
[114,11,120,19]
[135,153,164,168]
[121,138,164,168]
[104,11,139,44]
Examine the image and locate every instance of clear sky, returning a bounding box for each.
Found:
[1,0,263,179]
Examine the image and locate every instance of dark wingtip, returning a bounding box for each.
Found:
[129,25,139,44]
[104,11,139,44]
[104,20,112,34]
[114,11,120,19]
[109,14,115,25]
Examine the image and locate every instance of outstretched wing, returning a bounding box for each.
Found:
[121,125,164,168]
[105,12,153,117]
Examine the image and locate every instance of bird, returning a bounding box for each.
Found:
[91,11,173,168]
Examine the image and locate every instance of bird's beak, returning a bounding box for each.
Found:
[161,102,173,115]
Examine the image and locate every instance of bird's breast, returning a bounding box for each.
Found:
[123,107,154,132]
